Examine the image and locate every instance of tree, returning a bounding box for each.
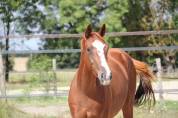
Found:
[0,0,23,81]
[0,0,45,81]
[101,0,128,48]
[41,0,128,68]
[171,0,178,66]
[123,0,178,64]
[41,0,107,68]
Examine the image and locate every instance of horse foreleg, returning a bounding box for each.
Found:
[73,110,99,118]
[122,89,134,118]
[122,102,133,118]
[72,108,87,118]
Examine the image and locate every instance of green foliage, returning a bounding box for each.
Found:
[0,0,46,81]
[0,0,44,34]
[28,55,52,71]
[102,0,128,48]
[1,0,178,67]
[123,0,178,62]
[40,0,129,68]
[0,0,23,21]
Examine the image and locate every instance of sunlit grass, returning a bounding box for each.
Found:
[115,101,178,118]
[0,100,38,118]
[1,97,178,118]
[7,70,76,90]
[4,70,178,118]
[10,96,68,106]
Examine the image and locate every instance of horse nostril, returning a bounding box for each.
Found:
[109,74,112,80]
[101,73,104,78]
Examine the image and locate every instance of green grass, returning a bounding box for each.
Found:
[0,99,66,118]
[0,100,40,118]
[115,101,178,118]
[133,102,178,118]
[11,97,178,111]
[4,70,178,118]
[161,101,178,110]
[2,97,178,118]
[7,70,76,91]
[7,69,178,90]
[9,69,76,83]
[11,96,68,106]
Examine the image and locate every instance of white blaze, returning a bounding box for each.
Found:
[92,40,111,80]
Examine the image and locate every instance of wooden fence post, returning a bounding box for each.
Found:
[155,58,164,100]
[52,59,57,95]
[0,52,7,101]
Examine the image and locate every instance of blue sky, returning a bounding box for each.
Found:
[0,21,41,51]
[9,38,41,51]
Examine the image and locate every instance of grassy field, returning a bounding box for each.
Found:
[0,101,41,118]
[134,101,178,118]
[7,69,178,90]
[7,70,75,90]
[0,97,68,118]
[1,97,178,118]
[2,70,178,118]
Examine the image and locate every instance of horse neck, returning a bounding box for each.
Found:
[77,52,97,92]
[77,52,112,110]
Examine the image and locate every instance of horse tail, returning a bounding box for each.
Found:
[132,59,156,106]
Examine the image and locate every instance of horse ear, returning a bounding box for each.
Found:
[99,24,106,37]
[85,24,92,39]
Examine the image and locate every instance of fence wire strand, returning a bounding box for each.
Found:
[0,46,178,55]
[0,30,178,39]
[1,30,178,99]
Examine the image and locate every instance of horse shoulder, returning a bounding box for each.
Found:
[108,48,130,67]
[108,48,130,58]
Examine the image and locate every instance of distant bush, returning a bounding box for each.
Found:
[28,55,52,71]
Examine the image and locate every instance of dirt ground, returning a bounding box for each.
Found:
[16,103,178,118]
[16,104,71,118]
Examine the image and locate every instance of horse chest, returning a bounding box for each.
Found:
[69,83,114,117]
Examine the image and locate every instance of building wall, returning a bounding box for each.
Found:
[13,57,29,72]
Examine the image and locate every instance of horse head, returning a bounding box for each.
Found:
[81,24,112,86]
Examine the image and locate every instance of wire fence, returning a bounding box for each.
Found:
[0,30,178,100]
[0,30,178,39]
[0,46,178,55]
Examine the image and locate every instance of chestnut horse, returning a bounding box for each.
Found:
[68,24,155,118]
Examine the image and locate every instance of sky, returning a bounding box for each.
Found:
[0,2,47,51]
[0,20,41,51]
[9,38,41,51]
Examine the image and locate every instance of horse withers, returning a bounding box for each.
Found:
[68,24,155,118]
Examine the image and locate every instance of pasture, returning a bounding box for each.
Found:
[0,70,177,118]
[1,1,178,117]
[0,98,178,118]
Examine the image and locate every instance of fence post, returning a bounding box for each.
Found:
[52,59,57,95]
[0,52,7,101]
[155,58,164,100]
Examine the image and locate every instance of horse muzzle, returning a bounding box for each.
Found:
[98,71,112,86]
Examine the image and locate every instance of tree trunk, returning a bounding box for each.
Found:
[0,52,6,100]
[5,21,10,82]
